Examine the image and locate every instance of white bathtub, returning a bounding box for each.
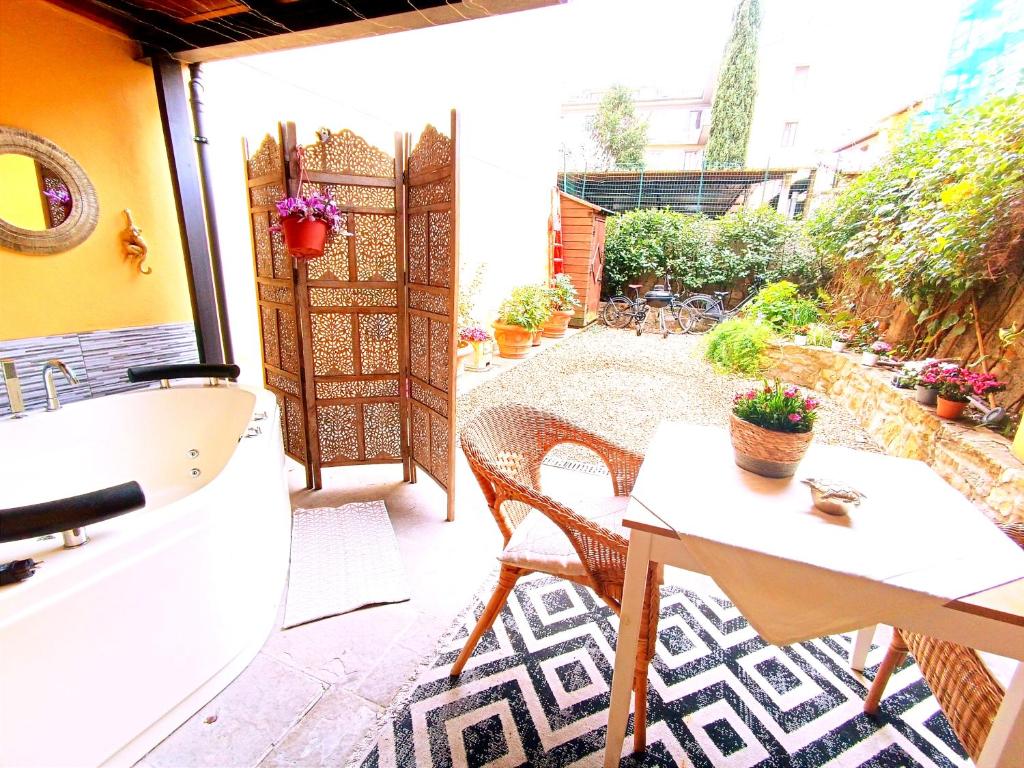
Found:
[0,384,291,768]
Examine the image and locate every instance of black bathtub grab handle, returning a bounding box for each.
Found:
[127,363,240,384]
[0,482,146,543]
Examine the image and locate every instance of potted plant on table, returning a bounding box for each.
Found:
[459,326,492,371]
[541,274,580,338]
[273,191,348,259]
[493,285,549,358]
[730,381,819,478]
[861,340,891,367]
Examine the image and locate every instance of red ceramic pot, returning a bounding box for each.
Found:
[935,397,968,420]
[281,217,329,259]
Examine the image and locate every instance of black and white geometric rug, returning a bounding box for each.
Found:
[351,573,969,767]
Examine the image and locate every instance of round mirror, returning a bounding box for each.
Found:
[0,126,98,254]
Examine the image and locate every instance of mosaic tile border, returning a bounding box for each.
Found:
[0,322,199,413]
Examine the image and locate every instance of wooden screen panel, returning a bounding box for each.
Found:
[243,130,311,483]
[405,112,458,521]
[284,124,408,489]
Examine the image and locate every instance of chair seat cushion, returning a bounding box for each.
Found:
[498,494,629,579]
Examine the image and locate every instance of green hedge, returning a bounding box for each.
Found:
[603,206,824,296]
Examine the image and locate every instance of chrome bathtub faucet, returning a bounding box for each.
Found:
[1,359,26,418]
[42,359,80,411]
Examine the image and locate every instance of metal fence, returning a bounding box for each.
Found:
[557,167,814,218]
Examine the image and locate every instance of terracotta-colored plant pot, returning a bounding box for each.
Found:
[935,397,968,420]
[280,217,329,259]
[541,309,574,338]
[493,322,533,359]
[531,330,543,347]
[729,414,813,478]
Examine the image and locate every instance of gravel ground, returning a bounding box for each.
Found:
[456,324,881,463]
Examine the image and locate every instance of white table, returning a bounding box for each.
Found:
[604,422,1024,768]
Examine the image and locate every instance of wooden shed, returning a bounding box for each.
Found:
[558,190,609,327]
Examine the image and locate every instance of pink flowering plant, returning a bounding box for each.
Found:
[932,365,1006,402]
[732,380,819,434]
[459,326,491,344]
[870,340,892,355]
[273,191,345,232]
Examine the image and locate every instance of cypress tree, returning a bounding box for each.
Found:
[704,0,762,169]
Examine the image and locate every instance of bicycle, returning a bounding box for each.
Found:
[603,277,693,337]
[677,277,764,334]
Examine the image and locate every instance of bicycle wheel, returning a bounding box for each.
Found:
[680,295,719,334]
[635,307,648,336]
[667,304,693,335]
[603,297,634,329]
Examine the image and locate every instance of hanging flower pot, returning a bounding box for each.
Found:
[280,216,330,259]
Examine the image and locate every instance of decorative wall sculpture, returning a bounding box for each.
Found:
[243,113,459,519]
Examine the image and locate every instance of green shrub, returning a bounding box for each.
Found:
[717,206,824,286]
[704,317,772,375]
[806,323,834,347]
[603,209,681,295]
[745,280,820,332]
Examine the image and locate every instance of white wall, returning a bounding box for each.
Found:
[201,7,564,385]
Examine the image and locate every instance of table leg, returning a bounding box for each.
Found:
[976,663,1024,768]
[604,529,653,768]
[850,625,876,672]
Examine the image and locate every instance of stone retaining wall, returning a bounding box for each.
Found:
[765,343,1024,525]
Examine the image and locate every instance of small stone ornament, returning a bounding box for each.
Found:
[802,477,866,516]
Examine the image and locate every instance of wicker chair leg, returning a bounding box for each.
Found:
[451,565,523,677]
[864,629,909,715]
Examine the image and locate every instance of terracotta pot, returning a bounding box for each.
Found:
[915,385,938,406]
[456,341,471,375]
[493,322,533,359]
[729,414,813,478]
[541,309,574,338]
[280,217,329,259]
[831,340,847,353]
[466,340,490,371]
[861,351,879,367]
[531,330,543,347]
[935,397,968,420]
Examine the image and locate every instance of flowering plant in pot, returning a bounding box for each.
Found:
[831,330,852,353]
[541,274,580,338]
[933,366,1006,420]
[793,325,809,346]
[273,191,349,259]
[913,361,950,405]
[493,286,550,358]
[730,381,819,478]
[861,340,891,366]
[459,326,492,371]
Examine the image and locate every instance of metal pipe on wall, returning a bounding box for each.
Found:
[188,63,234,364]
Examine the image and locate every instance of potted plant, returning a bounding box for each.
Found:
[459,326,492,371]
[793,325,809,346]
[493,285,549,358]
[831,330,851,353]
[541,274,580,338]
[861,340,891,367]
[273,191,348,259]
[913,361,948,405]
[933,366,1006,420]
[730,381,819,478]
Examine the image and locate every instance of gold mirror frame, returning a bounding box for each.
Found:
[0,125,99,254]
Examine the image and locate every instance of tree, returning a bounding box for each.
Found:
[587,85,648,170]
[704,0,761,169]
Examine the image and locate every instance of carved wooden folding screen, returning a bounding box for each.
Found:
[405,114,459,522]
[286,124,408,490]
[243,129,312,486]
[244,116,458,518]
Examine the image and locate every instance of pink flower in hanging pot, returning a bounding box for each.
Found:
[788,413,802,423]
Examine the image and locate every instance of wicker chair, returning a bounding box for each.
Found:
[864,520,1024,762]
[456,404,663,752]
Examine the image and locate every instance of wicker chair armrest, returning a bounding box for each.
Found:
[543,428,645,497]
[996,519,1024,550]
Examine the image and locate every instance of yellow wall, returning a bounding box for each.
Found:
[0,154,47,230]
[0,0,194,341]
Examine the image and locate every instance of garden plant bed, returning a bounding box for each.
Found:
[456,325,880,465]
[766,343,1024,525]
